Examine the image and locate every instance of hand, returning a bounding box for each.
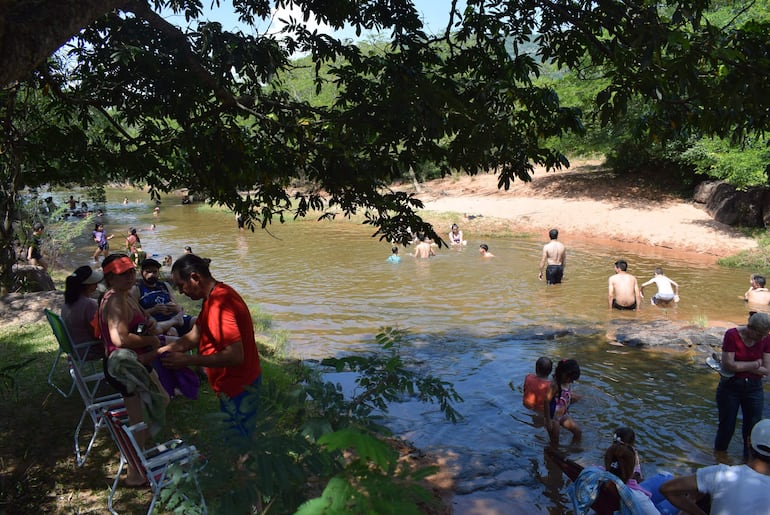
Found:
[145,318,159,335]
[161,351,190,369]
[538,271,543,280]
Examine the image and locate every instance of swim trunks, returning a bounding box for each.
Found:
[545,265,564,285]
[612,299,637,310]
[652,293,675,304]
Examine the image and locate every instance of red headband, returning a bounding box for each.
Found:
[103,256,135,275]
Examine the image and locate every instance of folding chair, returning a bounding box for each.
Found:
[104,407,206,514]
[45,308,103,398]
[70,360,124,466]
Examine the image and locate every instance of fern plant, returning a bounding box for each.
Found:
[160,327,462,514]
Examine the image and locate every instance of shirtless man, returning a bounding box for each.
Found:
[413,235,435,259]
[479,244,494,257]
[745,274,770,311]
[608,260,641,310]
[538,228,566,285]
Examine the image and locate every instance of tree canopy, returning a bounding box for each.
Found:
[2,0,770,283]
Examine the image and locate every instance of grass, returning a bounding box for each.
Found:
[718,231,770,269]
[0,319,284,513]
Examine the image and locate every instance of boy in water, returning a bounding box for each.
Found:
[387,246,401,263]
[479,244,495,258]
[522,357,553,412]
[640,267,680,306]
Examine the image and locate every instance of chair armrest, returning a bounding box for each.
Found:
[71,340,104,362]
[88,396,125,411]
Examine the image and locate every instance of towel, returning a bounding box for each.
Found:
[107,349,168,435]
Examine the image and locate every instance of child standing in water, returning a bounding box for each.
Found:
[92,223,114,263]
[543,359,582,445]
[605,427,643,483]
[522,356,553,412]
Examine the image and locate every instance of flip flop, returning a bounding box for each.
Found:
[706,354,734,378]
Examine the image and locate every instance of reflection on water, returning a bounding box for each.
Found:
[63,193,766,513]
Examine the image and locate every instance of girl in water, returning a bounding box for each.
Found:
[605,427,643,484]
[92,223,113,263]
[448,223,466,245]
[543,358,582,445]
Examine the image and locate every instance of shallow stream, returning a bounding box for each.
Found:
[61,193,767,513]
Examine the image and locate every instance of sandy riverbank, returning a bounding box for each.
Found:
[410,159,758,263]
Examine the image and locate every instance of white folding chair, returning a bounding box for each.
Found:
[70,361,124,467]
[45,308,103,398]
[104,407,206,514]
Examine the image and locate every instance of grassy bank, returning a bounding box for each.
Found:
[0,306,455,513]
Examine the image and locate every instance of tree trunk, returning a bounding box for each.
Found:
[0,0,127,87]
[408,167,422,194]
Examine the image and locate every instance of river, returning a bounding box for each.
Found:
[61,192,767,513]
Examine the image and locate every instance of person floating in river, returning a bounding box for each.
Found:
[544,359,582,445]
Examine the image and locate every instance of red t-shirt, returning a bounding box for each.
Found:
[523,374,552,412]
[197,283,261,398]
[722,327,770,379]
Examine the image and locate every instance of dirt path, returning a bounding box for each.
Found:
[413,160,758,261]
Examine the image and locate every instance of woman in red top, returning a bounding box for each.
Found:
[714,311,770,460]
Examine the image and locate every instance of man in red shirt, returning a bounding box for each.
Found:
[159,254,261,436]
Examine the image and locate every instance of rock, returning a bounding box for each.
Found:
[693,181,723,204]
[11,264,56,292]
[694,180,768,227]
[608,319,725,355]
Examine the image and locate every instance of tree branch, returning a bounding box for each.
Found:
[125,0,261,117]
[38,67,138,143]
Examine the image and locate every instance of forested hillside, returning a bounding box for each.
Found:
[277,5,770,191]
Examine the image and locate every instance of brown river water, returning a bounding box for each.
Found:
[62,193,768,513]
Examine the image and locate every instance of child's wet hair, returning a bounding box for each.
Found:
[554,359,580,383]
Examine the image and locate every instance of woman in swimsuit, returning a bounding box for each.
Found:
[448,223,466,245]
[99,254,166,486]
[543,358,582,445]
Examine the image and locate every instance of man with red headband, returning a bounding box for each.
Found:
[158,253,261,437]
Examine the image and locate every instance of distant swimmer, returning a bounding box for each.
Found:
[744,274,770,312]
[538,228,566,285]
[387,246,401,263]
[479,244,494,258]
[448,224,467,246]
[413,235,435,259]
[608,260,640,311]
[640,267,680,306]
